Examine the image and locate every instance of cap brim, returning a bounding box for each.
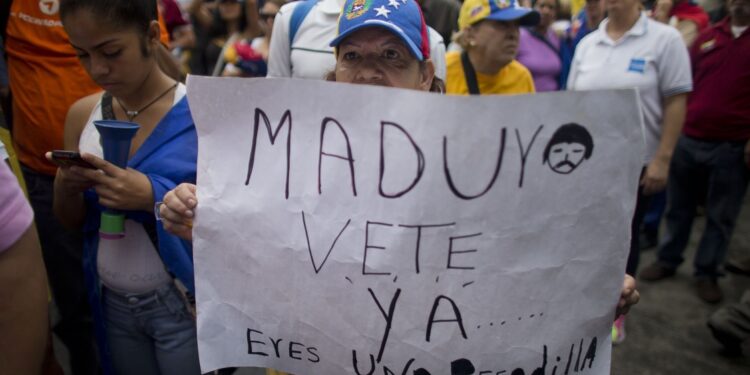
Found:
[330,20,424,61]
[486,8,540,27]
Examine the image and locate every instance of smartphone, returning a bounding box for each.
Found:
[50,150,95,169]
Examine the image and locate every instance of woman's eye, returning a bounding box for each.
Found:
[383,49,400,59]
[342,51,359,61]
[102,50,122,58]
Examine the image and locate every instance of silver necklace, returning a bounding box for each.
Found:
[116,82,178,122]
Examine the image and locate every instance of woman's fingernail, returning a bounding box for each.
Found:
[185,210,194,217]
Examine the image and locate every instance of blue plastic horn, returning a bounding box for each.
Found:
[94,120,140,240]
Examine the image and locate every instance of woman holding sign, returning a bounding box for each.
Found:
[516,0,564,91]
[159,0,640,358]
[50,0,200,373]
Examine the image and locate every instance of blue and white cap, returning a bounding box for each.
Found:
[330,0,431,61]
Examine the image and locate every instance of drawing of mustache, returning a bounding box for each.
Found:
[554,160,576,169]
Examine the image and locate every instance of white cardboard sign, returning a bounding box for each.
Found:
[187,77,643,375]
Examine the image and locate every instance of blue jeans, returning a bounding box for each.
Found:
[657,135,750,278]
[103,283,201,375]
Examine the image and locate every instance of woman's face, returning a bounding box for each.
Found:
[535,0,558,29]
[335,27,433,91]
[468,20,520,69]
[260,2,280,37]
[63,9,157,97]
[218,0,243,21]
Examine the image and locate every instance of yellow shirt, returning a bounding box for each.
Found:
[445,51,536,95]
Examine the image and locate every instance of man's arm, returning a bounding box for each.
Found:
[0,223,49,375]
[641,93,687,194]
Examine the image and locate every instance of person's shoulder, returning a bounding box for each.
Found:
[697,19,727,40]
[279,1,303,13]
[506,59,534,82]
[646,16,683,40]
[506,60,533,78]
[690,21,727,55]
[575,28,601,50]
[445,51,461,67]
[65,92,102,130]
[277,1,303,19]
[68,92,102,119]
[427,26,445,46]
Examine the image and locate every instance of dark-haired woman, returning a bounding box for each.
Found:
[517,0,563,91]
[188,0,261,75]
[51,0,200,373]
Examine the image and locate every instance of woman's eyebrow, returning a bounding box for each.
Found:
[380,36,407,48]
[339,39,362,48]
[70,38,119,51]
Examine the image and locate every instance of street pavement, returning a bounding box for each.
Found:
[611,190,750,374]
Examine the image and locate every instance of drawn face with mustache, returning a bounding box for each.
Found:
[547,142,587,174]
[543,123,594,175]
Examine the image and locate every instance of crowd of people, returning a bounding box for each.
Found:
[0,0,747,373]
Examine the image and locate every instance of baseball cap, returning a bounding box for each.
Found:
[458,0,540,29]
[330,0,430,61]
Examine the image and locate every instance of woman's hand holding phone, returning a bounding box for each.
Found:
[71,153,154,212]
[49,151,154,212]
[49,150,95,169]
[47,151,98,195]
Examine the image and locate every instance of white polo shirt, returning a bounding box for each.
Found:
[267,0,447,80]
[567,12,692,164]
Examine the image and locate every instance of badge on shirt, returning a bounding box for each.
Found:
[628,58,646,74]
[700,39,716,52]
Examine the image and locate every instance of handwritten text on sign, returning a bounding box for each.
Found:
[187,77,643,374]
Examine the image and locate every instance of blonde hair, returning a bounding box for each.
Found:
[452,28,472,51]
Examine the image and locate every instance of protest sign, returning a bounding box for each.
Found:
[187,76,643,374]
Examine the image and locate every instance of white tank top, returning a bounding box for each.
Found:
[79,84,186,294]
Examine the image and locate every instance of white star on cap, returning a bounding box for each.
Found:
[388,0,401,8]
[375,5,391,18]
